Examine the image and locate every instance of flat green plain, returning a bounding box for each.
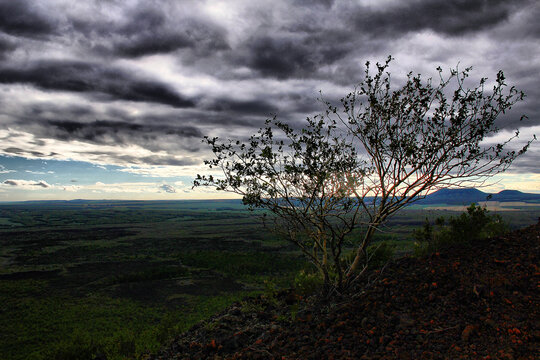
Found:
[1,200,538,359]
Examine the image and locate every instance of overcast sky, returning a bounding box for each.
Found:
[0,0,538,200]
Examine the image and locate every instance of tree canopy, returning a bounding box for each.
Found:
[194,57,532,294]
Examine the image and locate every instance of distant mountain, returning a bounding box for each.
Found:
[2,189,539,206]
[420,188,488,205]
[489,190,540,202]
[418,188,540,205]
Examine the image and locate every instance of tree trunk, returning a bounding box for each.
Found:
[347,224,376,276]
[322,235,328,267]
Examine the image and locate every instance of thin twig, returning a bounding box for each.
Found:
[424,325,460,335]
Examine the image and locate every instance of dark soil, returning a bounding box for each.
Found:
[148,222,540,359]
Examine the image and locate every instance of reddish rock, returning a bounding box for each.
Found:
[148,222,540,360]
[461,324,477,342]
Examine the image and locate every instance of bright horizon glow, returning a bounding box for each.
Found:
[0,154,538,202]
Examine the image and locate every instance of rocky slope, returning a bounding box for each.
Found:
[148,221,540,359]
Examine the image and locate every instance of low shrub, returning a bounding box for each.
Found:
[413,203,509,256]
[294,269,324,296]
[366,241,396,268]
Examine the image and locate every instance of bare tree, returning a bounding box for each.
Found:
[194,57,533,293]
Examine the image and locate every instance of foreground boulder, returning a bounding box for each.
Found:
[148,222,539,359]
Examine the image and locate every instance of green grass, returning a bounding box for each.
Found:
[0,278,252,360]
[177,251,307,277]
[0,201,538,359]
[0,202,298,359]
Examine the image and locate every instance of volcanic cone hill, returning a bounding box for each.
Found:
[148,221,540,360]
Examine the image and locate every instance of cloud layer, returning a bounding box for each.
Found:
[0,0,538,181]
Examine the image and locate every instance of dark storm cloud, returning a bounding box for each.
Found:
[519,5,540,38]
[0,36,16,58]
[206,98,279,115]
[116,5,168,35]
[112,33,193,58]
[134,155,197,166]
[294,0,334,8]
[0,0,57,38]
[508,152,540,174]
[2,101,265,157]
[26,103,95,120]
[112,109,257,129]
[168,110,262,128]
[115,14,228,58]
[86,152,197,166]
[195,0,534,83]
[348,0,526,36]
[30,97,280,128]
[45,120,202,145]
[238,34,349,79]
[74,4,228,58]
[0,0,537,179]
[0,60,195,108]
[212,1,532,82]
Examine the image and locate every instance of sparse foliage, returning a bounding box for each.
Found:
[195,116,364,293]
[294,269,324,296]
[194,57,531,294]
[413,204,509,255]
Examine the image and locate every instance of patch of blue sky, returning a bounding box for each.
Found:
[0,155,183,185]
